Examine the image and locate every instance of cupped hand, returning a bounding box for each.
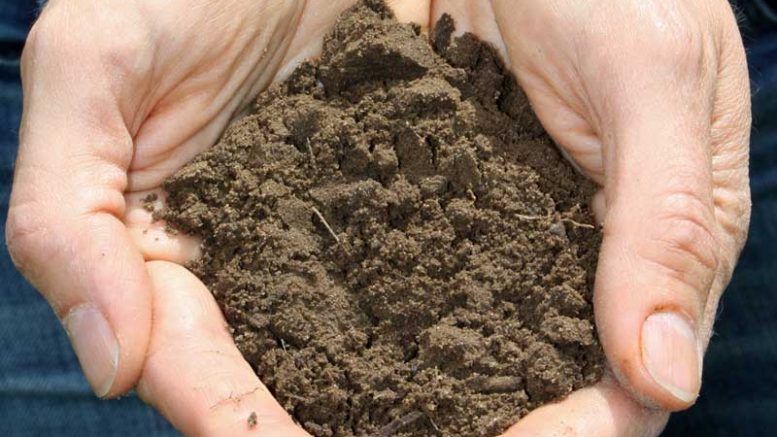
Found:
[430,0,751,435]
[7,0,751,436]
[5,0,423,434]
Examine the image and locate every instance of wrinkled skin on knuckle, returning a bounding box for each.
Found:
[710,52,752,255]
[712,160,751,257]
[20,12,57,73]
[22,1,153,103]
[97,31,155,106]
[5,208,32,274]
[5,201,54,285]
[567,2,719,130]
[638,190,720,304]
[22,5,85,66]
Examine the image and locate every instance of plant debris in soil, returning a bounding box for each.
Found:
[162,1,605,435]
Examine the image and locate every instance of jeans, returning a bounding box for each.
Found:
[1,2,775,436]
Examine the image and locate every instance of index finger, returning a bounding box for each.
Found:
[137,261,309,437]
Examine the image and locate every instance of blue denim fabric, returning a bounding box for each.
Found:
[0,1,35,48]
[1,2,776,437]
[0,2,177,436]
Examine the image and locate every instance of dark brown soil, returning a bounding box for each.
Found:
[162,1,604,435]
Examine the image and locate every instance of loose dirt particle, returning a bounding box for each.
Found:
[142,192,158,213]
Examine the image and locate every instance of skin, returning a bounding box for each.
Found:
[6,0,750,436]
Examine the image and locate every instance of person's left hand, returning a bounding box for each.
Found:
[6,1,429,435]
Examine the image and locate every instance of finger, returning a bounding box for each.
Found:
[388,0,431,30]
[137,261,309,437]
[124,190,201,264]
[591,189,607,225]
[6,10,152,397]
[274,0,444,87]
[429,0,509,63]
[503,374,669,437]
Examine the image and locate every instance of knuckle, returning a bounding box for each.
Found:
[638,191,719,296]
[650,20,704,64]
[96,29,153,84]
[22,4,151,82]
[589,3,712,80]
[713,180,751,251]
[5,204,47,277]
[21,16,54,67]
[640,22,711,83]
[711,84,751,152]
[21,4,81,65]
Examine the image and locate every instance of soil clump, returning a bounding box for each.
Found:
[163,1,605,435]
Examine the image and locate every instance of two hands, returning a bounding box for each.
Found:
[6,0,751,435]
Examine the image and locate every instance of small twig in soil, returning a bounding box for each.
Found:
[306,138,316,167]
[311,206,341,245]
[562,218,596,229]
[376,411,425,437]
[560,205,595,229]
[515,213,548,222]
[285,393,307,403]
[515,210,595,232]
[428,415,441,434]
[372,392,391,401]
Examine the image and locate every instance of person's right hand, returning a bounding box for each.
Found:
[5,0,428,434]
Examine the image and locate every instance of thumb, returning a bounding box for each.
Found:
[592,45,720,410]
[6,13,151,397]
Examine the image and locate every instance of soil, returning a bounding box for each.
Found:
[162,1,605,435]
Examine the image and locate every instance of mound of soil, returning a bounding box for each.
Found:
[162,1,604,435]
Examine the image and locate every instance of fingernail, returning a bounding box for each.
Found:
[641,312,701,403]
[62,304,119,397]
